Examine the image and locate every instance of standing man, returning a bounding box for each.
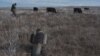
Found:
[30,29,47,56]
[11,3,17,16]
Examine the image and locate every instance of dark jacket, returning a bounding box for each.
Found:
[11,4,16,11]
[30,32,44,44]
[30,33,34,44]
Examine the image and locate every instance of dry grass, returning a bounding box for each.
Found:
[0,7,100,56]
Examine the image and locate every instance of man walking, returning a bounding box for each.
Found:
[30,29,47,56]
[11,3,17,16]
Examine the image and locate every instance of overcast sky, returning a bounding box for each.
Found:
[0,0,100,7]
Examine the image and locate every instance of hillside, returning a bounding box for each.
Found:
[0,7,100,56]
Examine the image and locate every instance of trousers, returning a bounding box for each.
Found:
[31,43,42,56]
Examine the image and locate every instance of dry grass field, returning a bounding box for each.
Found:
[0,7,100,56]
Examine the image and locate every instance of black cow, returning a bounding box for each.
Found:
[84,7,89,10]
[46,7,57,13]
[33,7,38,11]
[74,8,82,13]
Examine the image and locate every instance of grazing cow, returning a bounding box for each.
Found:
[74,8,82,13]
[84,7,89,10]
[46,7,57,13]
[33,7,38,11]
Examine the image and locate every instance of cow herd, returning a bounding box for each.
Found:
[33,7,57,13]
[33,7,90,14]
[73,7,90,13]
[11,3,90,17]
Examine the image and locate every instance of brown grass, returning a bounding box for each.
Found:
[0,7,100,56]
